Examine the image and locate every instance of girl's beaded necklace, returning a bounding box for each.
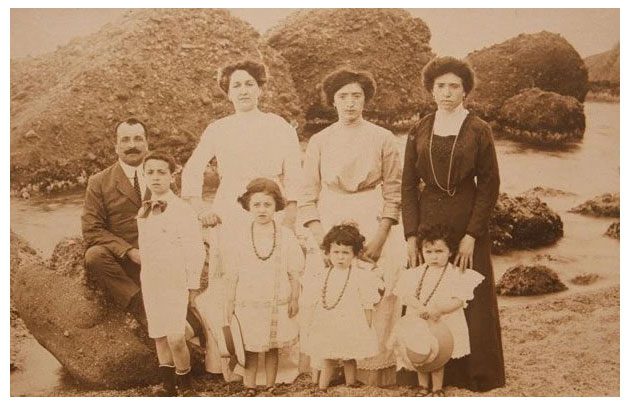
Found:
[322,265,352,310]
[415,264,448,306]
[250,220,276,261]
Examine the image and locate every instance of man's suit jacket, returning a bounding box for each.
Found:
[81,162,149,258]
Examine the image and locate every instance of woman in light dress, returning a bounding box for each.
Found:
[299,68,405,386]
[181,60,302,379]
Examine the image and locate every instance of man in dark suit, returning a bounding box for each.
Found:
[81,118,150,319]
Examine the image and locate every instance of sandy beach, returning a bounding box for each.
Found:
[11,283,618,397]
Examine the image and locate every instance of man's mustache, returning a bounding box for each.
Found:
[124,148,141,154]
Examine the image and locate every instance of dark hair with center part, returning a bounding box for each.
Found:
[321,68,377,107]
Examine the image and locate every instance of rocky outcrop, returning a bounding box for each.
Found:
[605,222,619,239]
[266,8,435,135]
[496,88,585,146]
[10,232,157,388]
[490,193,564,254]
[585,43,619,102]
[570,273,600,286]
[11,9,304,195]
[466,31,588,120]
[520,186,576,199]
[496,264,567,296]
[569,193,619,217]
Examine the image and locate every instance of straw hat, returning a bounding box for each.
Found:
[221,314,246,367]
[397,315,454,372]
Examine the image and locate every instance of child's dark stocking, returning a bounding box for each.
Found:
[176,367,195,397]
[154,364,177,397]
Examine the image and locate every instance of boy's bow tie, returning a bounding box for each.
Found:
[138,200,168,218]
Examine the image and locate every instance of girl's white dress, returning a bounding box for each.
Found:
[230,223,304,352]
[304,261,381,361]
[390,263,484,368]
[137,191,206,338]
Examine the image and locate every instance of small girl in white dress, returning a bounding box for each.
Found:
[137,151,206,396]
[224,178,303,396]
[391,224,484,397]
[305,223,381,391]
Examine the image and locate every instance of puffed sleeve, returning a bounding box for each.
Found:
[181,123,217,199]
[299,133,323,226]
[401,125,422,240]
[466,123,500,238]
[178,203,206,289]
[280,123,303,204]
[380,131,402,224]
[453,268,485,308]
[358,266,383,309]
[284,227,305,280]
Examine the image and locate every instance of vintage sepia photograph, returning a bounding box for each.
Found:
[8,3,621,398]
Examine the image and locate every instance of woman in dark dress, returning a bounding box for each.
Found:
[401,56,505,392]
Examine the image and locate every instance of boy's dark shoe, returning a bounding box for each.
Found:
[177,370,196,397]
[153,365,177,397]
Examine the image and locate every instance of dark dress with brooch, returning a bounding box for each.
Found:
[401,112,505,392]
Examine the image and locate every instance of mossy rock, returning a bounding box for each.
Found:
[496,88,585,146]
[490,193,564,254]
[496,264,567,296]
[11,9,304,194]
[466,31,588,120]
[569,193,619,217]
[266,8,435,135]
[605,222,619,239]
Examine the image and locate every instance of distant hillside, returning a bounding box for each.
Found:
[584,43,619,102]
[585,43,619,83]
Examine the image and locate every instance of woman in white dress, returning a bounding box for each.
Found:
[300,68,405,386]
[181,60,302,378]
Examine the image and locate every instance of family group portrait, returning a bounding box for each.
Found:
[8,4,622,399]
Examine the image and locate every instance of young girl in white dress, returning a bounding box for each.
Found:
[224,178,304,396]
[305,223,381,391]
[137,151,206,396]
[391,224,484,396]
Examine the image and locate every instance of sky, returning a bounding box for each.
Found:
[10,8,619,60]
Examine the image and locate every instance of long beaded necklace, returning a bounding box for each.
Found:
[415,264,448,306]
[322,266,352,310]
[250,220,276,261]
[428,120,459,198]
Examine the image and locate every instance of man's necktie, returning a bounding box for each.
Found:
[133,171,142,200]
[138,200,168,219]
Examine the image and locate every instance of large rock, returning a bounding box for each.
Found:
[11,9,304,194]
[496,264,567,296]
[496,88,585,146]
[569,193,619,217]
[10,232,158,389]
[466,31,588,120]
[266,9,435,135]
[490,193,564,254]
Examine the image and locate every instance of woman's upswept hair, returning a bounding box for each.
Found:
[218,59,268,94]
[422,56,475,94]
[321,68,377,106]
[321,222,366,255]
